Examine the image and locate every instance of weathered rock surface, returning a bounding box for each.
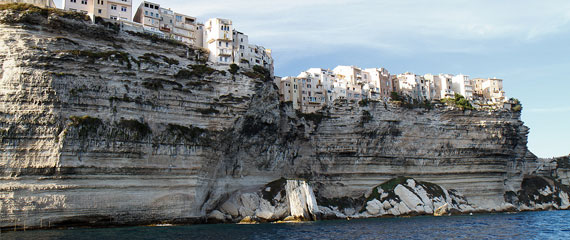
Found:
[0,6,568,229]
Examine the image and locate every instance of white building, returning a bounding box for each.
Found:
[364,68,391,101]
[133,1,201,47]
[451,74,474,100]
[425,74,454,100]
[333,66,364,101]
[133,1,162,34]
[203,18,234,64]
[395,72,419,100]
[278,77,301,110]
[473,78,505,103]
[63,0,132,21]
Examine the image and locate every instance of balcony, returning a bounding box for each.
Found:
[218,49,232,56]
[159,26,171,32]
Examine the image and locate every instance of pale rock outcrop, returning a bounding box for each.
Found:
[394,184,423,212]
[365,199,383,215]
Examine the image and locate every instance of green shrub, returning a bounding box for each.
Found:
[243,65,271,81]
[229,63,239,75]
[442,93,474,110]
[0,3,90,22]
[139,53,179,66]
[361,110,373,124]
[390,92,402,101]
[297,110,329,127]
[63,50,131,69]
[510,98,523,112]
[175,64,216,79]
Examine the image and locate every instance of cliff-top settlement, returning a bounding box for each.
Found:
[59,0,273,70]
[278,66,509,113]
[0,2,569,230]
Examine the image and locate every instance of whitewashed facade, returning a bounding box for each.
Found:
[63,0,132,21]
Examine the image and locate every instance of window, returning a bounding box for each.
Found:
[156,14,159,18]
[144,3,148,7]
[155,6,159,9]
[218,41,221,46]
[81,0,87,4]
[150,12,153,17]
[121,7,127,12]
[145,11,148,15]
[98,9,102,14]
[111,5,117,10]
[110,16,117,20]
[225,42,228,47]
[70,0,76,2]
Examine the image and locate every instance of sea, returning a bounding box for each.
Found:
[2,211,569,240]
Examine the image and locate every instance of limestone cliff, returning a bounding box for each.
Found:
[0,5,566,229]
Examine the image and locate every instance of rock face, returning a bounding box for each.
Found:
[214,178,319,223]
[319,177,474,218]
[0,7,567,229]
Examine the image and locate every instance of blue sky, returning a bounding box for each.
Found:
[61,1,570,157]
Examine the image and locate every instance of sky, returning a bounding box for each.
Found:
[60,0,570,158]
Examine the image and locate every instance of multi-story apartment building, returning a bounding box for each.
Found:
[63,0,132,21]
[203,18,234,64]
[132,4,272,68]
[364,68,391,101]
[425,74,454,100]
[451,74,474,100]
[134,1,200,46]
[277,77,301,110]
[231,30,274,70]
[333,66,365,101]
[1,0,56,8]
[159,8,198,45]
[473,78,505,103]
[133,1,162,33]
[303,68,336,103]
[297,72,327,113]
[394,72,419,100]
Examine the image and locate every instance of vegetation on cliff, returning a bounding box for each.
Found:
[441,93,475,110]
[0,3,90,23]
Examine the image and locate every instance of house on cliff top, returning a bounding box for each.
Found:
[0,0,55,8]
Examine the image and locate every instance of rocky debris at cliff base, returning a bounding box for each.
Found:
[315,177,476,219]
[214,178,320,223]
[507,176,570,211]
[358,177,474,217]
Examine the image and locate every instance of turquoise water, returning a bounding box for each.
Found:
[2,211,570,239]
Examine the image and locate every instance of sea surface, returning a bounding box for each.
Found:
[2,211,570,240]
